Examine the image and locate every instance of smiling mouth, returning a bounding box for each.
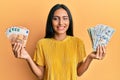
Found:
[57,26,65,30]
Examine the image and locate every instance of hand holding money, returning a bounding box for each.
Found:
[89,45,106,60]
[12,43,30,59]
[6,26,30,59]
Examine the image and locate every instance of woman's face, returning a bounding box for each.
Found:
[52,8,70,35]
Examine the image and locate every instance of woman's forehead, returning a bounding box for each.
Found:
[53,8,68,16]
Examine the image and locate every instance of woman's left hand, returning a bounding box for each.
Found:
[89,45,106,60]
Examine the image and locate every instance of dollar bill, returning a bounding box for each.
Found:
[88,24,115,51]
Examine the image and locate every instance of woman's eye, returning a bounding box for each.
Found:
[52,17,59,20]
[63,17,69,20]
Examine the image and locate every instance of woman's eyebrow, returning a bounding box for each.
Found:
[63,16,69,17]
[53,16,69,17]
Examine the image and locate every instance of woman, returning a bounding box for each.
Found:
[12,4,106,80]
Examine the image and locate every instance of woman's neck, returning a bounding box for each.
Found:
[53,34,67,41]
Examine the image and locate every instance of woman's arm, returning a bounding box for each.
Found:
[77,55,93,76]
[26,55,44,79]
[77,45,106,76]
[12,43,44,80]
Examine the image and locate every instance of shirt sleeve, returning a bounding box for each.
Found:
[33,40,45,66]
[77,39,86,63]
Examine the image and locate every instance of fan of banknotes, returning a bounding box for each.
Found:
[6,26,30,47]
[88,24,115,51]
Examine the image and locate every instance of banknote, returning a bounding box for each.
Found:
[88,24,115,51]
[6,26,29,47]
[88,27,95,49]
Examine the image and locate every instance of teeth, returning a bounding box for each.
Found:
[57,26,64,30]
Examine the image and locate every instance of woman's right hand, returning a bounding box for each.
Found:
[12,43,30,60]
[12,43,44,79]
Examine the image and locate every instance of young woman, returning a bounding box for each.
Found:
[12,4,106,80]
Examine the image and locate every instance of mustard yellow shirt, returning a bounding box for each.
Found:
[33,36,86,80]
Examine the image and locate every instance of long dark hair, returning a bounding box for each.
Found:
[45,4,73,38]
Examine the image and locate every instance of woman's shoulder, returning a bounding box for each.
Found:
[68,36,84,45]
[37,38,51,44]
[69,36,83,41]
[38,38,51,41]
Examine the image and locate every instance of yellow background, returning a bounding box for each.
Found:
[0,0,120,80]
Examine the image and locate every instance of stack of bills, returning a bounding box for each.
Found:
[88,24,115,51]
[6,26,30,47]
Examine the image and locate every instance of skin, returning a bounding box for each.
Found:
[52,8,69,41]
[12,8,106,79]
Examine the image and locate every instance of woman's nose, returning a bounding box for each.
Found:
[59,18,64,25]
